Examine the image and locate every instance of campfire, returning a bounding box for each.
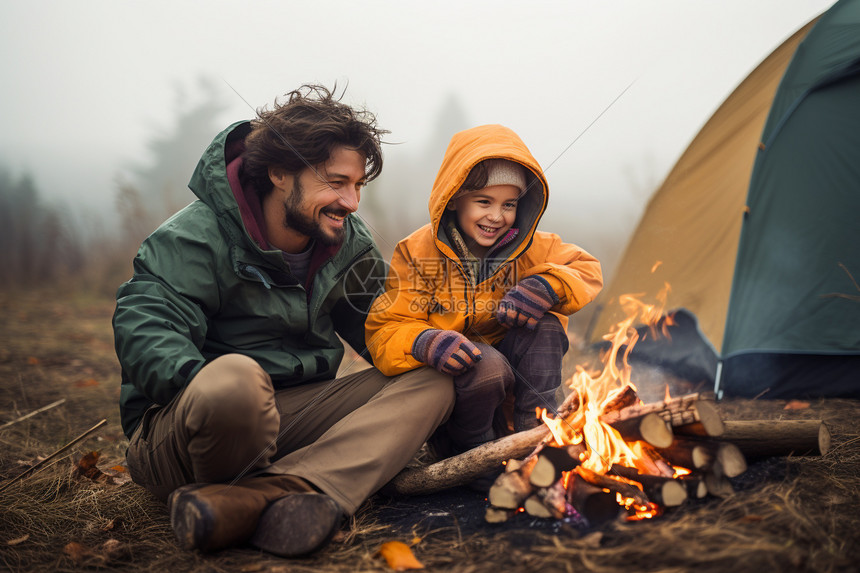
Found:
[484,284,738,524]
[387,286,831,528]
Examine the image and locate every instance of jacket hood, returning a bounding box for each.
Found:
[428,124,548,267]
[188,120,254,243]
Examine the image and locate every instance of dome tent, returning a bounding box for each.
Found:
[587,0,860,399]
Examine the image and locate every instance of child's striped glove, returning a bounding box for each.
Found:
[496,275,560,330]
[412,329,482,376]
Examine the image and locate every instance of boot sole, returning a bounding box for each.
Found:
[249,493,341,557]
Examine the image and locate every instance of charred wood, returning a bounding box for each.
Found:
[608,466,687,507]
[567,474,623,527]
[575,466,650,509]
[602,385,639,413]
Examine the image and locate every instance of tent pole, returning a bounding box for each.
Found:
[713,361,724,401]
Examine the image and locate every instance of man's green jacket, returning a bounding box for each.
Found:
[113,121,385,438]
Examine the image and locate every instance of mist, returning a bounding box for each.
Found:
[0,0,835,288]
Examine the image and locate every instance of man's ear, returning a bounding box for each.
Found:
[268,167,290,190]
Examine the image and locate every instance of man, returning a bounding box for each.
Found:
[113,85,455,557]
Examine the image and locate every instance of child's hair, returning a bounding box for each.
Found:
[460,160,491,192]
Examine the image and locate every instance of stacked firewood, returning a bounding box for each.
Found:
[386,388,830,526]
[483,391,830,524]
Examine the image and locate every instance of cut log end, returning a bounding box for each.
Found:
[640,412,674,448]
[819,422,832,456]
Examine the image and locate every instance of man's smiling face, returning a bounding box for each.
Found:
[275,146,367,249]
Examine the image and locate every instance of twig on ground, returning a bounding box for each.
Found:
[0,398,67,430]
[0,418,107,494]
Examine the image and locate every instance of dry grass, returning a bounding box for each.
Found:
[1,288,859,572]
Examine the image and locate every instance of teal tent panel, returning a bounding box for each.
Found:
[723,73,860,357]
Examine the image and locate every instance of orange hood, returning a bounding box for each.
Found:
[429,124,549,265]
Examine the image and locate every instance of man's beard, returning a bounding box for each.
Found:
[283,178,347,247]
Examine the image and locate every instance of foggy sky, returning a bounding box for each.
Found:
[0,0,834,271]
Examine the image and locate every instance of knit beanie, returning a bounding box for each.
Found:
[484,159,527,192]
[453,159,527,200]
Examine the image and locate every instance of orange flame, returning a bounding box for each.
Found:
[545,283,682,519]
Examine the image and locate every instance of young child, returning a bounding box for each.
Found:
[365,124,603,455]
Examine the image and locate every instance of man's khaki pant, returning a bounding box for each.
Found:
[125,354,454,515]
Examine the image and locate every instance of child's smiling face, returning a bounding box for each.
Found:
[447,184,520,257]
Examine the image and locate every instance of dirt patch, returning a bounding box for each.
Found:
[1,288,859,572]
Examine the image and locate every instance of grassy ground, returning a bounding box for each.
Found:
[1,288,859,572]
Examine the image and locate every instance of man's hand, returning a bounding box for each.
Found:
[412,329,482,376]
[496,275,560,330]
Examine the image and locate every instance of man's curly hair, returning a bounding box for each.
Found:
[242,84,388,198]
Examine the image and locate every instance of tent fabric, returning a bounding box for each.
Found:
[586,21,816,352]
[587,0,860,399]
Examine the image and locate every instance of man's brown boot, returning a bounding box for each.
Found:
[168,475,314,553]
[249,492,342,557]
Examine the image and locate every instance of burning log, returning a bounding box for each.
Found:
[391,393,738,497]
[721,420,830,457]
[601,393,724,437]
[608,466,687,507]
[575,466,650,509]
[609,411,674,448]
[567,474,623,526]
[602,384,639,412]
[630,442,678,478]
[529,444,586,488]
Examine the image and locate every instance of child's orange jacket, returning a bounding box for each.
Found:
[365,124,603,376]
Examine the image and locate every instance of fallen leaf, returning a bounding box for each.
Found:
[77,451,103,481]
[64,541,104,566]
[376,541,425,570]
[6,534,29,546]
[26,356,39,365]
[74,378,99,388]
[76,452,132,486]
[784,400,810,410]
